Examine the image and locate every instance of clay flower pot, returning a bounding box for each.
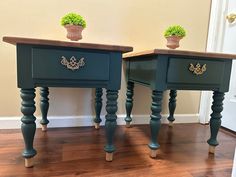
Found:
[64,25,84,41]
[166,36,182,49]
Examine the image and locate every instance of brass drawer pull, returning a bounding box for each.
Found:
[61,56,85,71]
[189,63,206,75]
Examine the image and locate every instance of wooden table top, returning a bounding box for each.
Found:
[123,49,236,59]
[3,36,133,53]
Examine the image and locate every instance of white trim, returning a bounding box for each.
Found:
[206,0,228,52]
[232,147,236,177]
[199,0,229,124]
[0,114,199,129]
[199,91,212,124]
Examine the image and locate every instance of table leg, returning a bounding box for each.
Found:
[207,91,225,154]
[94,88,103,129]
[104,90,118,161]
[20,88,37,168]
[40,87,49,131]
[149,90,163,158]
[167,90,177,127]
[125,81,134,128]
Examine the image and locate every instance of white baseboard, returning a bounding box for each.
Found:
[0,114,199,129]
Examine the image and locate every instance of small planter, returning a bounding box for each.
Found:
[164,25,186,49]
[61,12,86,41]
[166,36,182,49]
[64,25,84,41]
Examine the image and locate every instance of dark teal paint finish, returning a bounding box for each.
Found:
[104,90,118,153]
[126,55,169,90]
[207,91,225,147]
[167,90,177,123]
[15,43,125,162]
[94,88,103,124]
[17,45,34,88]
[129,56,157,87]
[126,54,232,92]
[124,52,234,153]
[16,44,122,90]
[32,48,110,81]
[154,55,169,91]
[125,81,134,124]
[220,60,233,92]
[167,58,225,85]
[40,87,49,126]
[148,90,163,150]
[107,52,122,90]
[20,88,37,159]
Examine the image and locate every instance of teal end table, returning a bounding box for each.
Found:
[3,36,132,167]
[123,49,236,158]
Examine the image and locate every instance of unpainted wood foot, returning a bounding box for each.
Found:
[41,124,47,132]
[106,152,113,162]
[126,122,131,128]
[168,121,173,127]
[25,158,34,168]
[150,149,157,158]
[209,145,215,154]
[95,123,100,129]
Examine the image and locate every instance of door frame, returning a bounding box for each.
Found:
[199,0,229,124]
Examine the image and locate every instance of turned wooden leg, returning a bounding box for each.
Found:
[21,88,37,168]
[125,81,134,128]
[94,88,103,129]
[104,90,118,161]
[167,90,177,127]
[40,87,49,132]
[148,90,163,158]
[207,91,225,154]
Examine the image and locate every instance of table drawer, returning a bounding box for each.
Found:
[167,58,225,85]
[32,48,110,81]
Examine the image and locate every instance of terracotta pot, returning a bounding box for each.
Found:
[64,25,84,41]
[166,36,182,49]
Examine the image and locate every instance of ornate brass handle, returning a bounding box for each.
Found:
[226,13,236,23]
[189,63,207,75]
[60,56,85,71]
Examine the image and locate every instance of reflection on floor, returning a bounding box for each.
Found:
[0,123,235,177]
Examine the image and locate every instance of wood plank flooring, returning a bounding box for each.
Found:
[0,124,235,177]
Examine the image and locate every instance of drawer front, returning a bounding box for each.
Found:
[32,48,110,81]
[167,58,225,85]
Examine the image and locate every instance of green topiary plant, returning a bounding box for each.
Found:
[164,25,186,49]
[61,12,86,41]
[61,12,86,28]
[164,25,186,38]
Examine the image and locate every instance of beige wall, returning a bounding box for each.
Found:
[0,0,211,117]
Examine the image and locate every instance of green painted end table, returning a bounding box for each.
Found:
[123,49,236,158]
[3,36,132,167]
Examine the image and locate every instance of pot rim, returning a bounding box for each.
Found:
[165,35,183,39]
[64,24,84,29]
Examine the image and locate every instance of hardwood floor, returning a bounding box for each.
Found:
[0,124,235,177]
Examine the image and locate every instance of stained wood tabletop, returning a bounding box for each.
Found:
[2,36,133,53]
[123,49,236,59]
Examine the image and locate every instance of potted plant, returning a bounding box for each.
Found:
[164,25,186,49]
[61,12,87,41]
